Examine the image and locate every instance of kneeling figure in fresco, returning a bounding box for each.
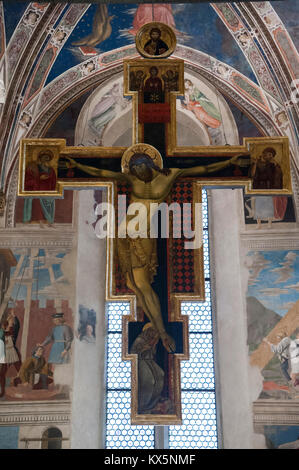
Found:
[14,346,53,390]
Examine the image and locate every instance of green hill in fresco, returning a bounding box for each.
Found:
[247,296,281,352]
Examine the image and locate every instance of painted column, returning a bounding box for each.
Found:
[70,190,107,449]
[208,188,254,449]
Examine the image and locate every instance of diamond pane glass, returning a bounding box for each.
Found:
[203,229,210,278]
[169,391,217,449]
[181,333,215,389]
[107,333,131,389]
[201,190,208,229]
[181,282,212,332]
[107,302,130,332]
[106,391,154,449]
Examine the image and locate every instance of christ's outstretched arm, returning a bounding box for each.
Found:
[176,154,247,178]
[66,157,128,182]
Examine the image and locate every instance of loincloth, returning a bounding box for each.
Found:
[117,237,158,283]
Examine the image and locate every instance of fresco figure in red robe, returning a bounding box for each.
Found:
[129,4,175,36]
[23,150,57,227]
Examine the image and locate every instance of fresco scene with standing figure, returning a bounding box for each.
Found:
[247,250,299,400]
[0,247,75,401]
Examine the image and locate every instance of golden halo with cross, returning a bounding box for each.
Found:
[121,143,163,174]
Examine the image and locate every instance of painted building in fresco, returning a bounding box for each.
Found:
[0,0,298,449]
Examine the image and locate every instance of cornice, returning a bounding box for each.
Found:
[253,399,299,427]
[0,227,75,248]
[0,400,71,426]
[240,230,299,252]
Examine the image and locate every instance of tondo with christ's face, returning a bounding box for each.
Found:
[150,28,161,41]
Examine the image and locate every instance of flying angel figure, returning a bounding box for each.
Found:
[72,4,114,48]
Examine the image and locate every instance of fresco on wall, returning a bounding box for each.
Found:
[273,1,299,49]
[177,77,224,146]
[247,250,299,399]
[0,247,74,401]
[74,78,131,147]
[87,82,130,146]
[0,426,19,449]
[15,191,73,226]
[77,304,96,344]
[244,195,296,227]
[71,4,114,50]
[264,425,299,449]
[74,71,237,149]
[42,2,257,84]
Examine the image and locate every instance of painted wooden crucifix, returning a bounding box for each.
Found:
[18,22,292,425]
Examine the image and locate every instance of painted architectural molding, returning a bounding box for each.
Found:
[253,400,299,427]
[212,2,282,102]
[0,400,71,426]
[236,3,299,143]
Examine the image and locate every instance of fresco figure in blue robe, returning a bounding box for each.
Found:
[39,313,73,365]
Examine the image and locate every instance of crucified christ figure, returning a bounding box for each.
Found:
[66,150,244,353]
